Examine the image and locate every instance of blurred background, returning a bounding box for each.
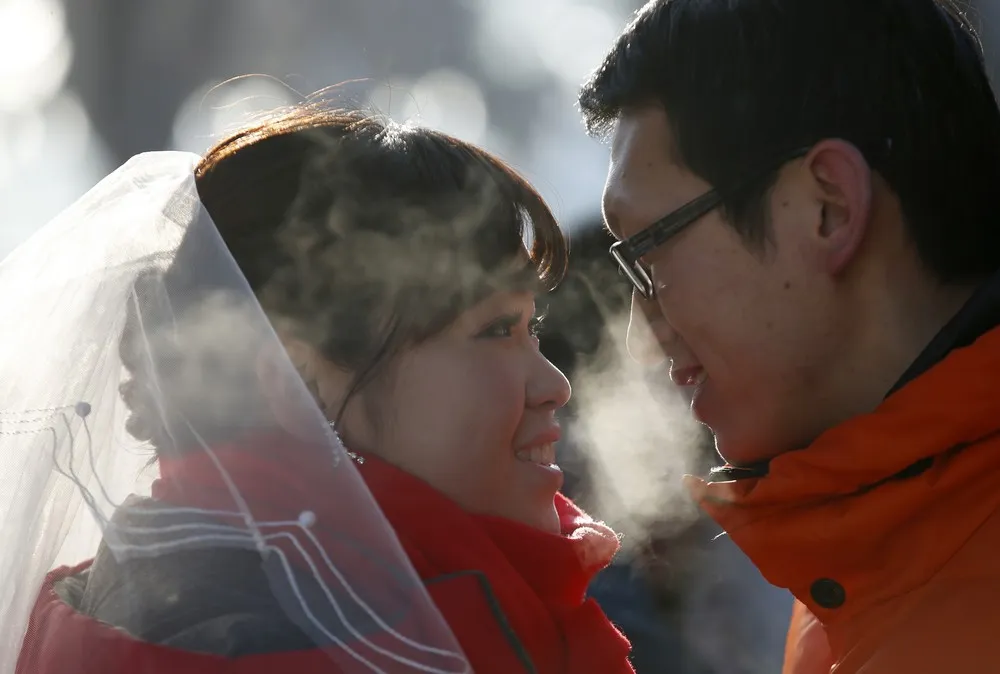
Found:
[2,0,998,671]
[4,0,1000,255]
[0,0,635,257]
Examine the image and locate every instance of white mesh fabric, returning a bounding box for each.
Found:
[0,152,469,673]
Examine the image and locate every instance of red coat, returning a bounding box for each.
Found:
[17,443,633,674]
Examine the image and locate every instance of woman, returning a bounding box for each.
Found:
[6,106,633,674]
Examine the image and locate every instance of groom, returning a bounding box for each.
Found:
[580,1,1000,672]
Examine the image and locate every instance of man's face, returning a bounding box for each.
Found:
[603,107,850,464]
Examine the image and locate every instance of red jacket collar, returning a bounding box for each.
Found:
[356,453,620,607]
[154,436,621,608]
[153,436,631,673]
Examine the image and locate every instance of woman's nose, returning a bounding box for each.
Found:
[526,350,572,410]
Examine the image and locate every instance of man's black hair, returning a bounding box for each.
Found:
[580,0,1000,282]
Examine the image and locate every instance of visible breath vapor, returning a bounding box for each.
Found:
[563,310,708,556]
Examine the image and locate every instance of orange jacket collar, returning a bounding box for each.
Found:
[689,325,1000,633]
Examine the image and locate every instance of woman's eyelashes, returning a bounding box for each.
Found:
[477,311,546,339]
[528,313,546,337]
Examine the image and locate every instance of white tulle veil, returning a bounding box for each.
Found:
[0,151,470,673]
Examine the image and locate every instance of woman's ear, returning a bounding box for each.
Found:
[256,337,352,436]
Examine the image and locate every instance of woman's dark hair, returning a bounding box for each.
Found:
[120,105,567,455]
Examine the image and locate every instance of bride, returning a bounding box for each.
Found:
[3,104,634,674]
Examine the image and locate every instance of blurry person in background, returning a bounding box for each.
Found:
[12,106,634,674]
[579,0,1000,672]
[540,221,790,673]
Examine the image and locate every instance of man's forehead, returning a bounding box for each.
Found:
[604,107,676,239]
[609,106,674,162]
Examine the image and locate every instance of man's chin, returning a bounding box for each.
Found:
[713,432,782,469]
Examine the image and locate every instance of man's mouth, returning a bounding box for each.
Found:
[671,365,707,387]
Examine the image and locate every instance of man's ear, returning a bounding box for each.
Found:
[804,139,873,276]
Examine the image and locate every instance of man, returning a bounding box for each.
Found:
[579,1,1000,672]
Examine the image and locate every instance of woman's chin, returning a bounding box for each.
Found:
[514,456,565,493]
[536,504,562,535]
[521,500,561,535]
[496,490,562,534]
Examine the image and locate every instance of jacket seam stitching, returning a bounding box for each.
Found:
[425,570,538,674]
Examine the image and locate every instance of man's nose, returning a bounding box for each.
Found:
[626,291,670,366]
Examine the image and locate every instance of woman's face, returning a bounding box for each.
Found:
[335,290,572,534]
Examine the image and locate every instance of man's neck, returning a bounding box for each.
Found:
[836,276,978,422]
[710,276,983,481]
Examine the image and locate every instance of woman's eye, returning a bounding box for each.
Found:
[477,307,546,340]
[478,314,520,339]
[482,320,515,338]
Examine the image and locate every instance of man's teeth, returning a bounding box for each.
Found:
[516,443,556,466]
[693,369,708,386]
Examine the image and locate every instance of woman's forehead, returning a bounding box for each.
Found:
[457,254,542,296]
[450,288,537,325]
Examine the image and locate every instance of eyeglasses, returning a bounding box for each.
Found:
[609,189,725,300]
[608,146,817,299]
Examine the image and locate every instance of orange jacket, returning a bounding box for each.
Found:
[690,323,1000,674]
